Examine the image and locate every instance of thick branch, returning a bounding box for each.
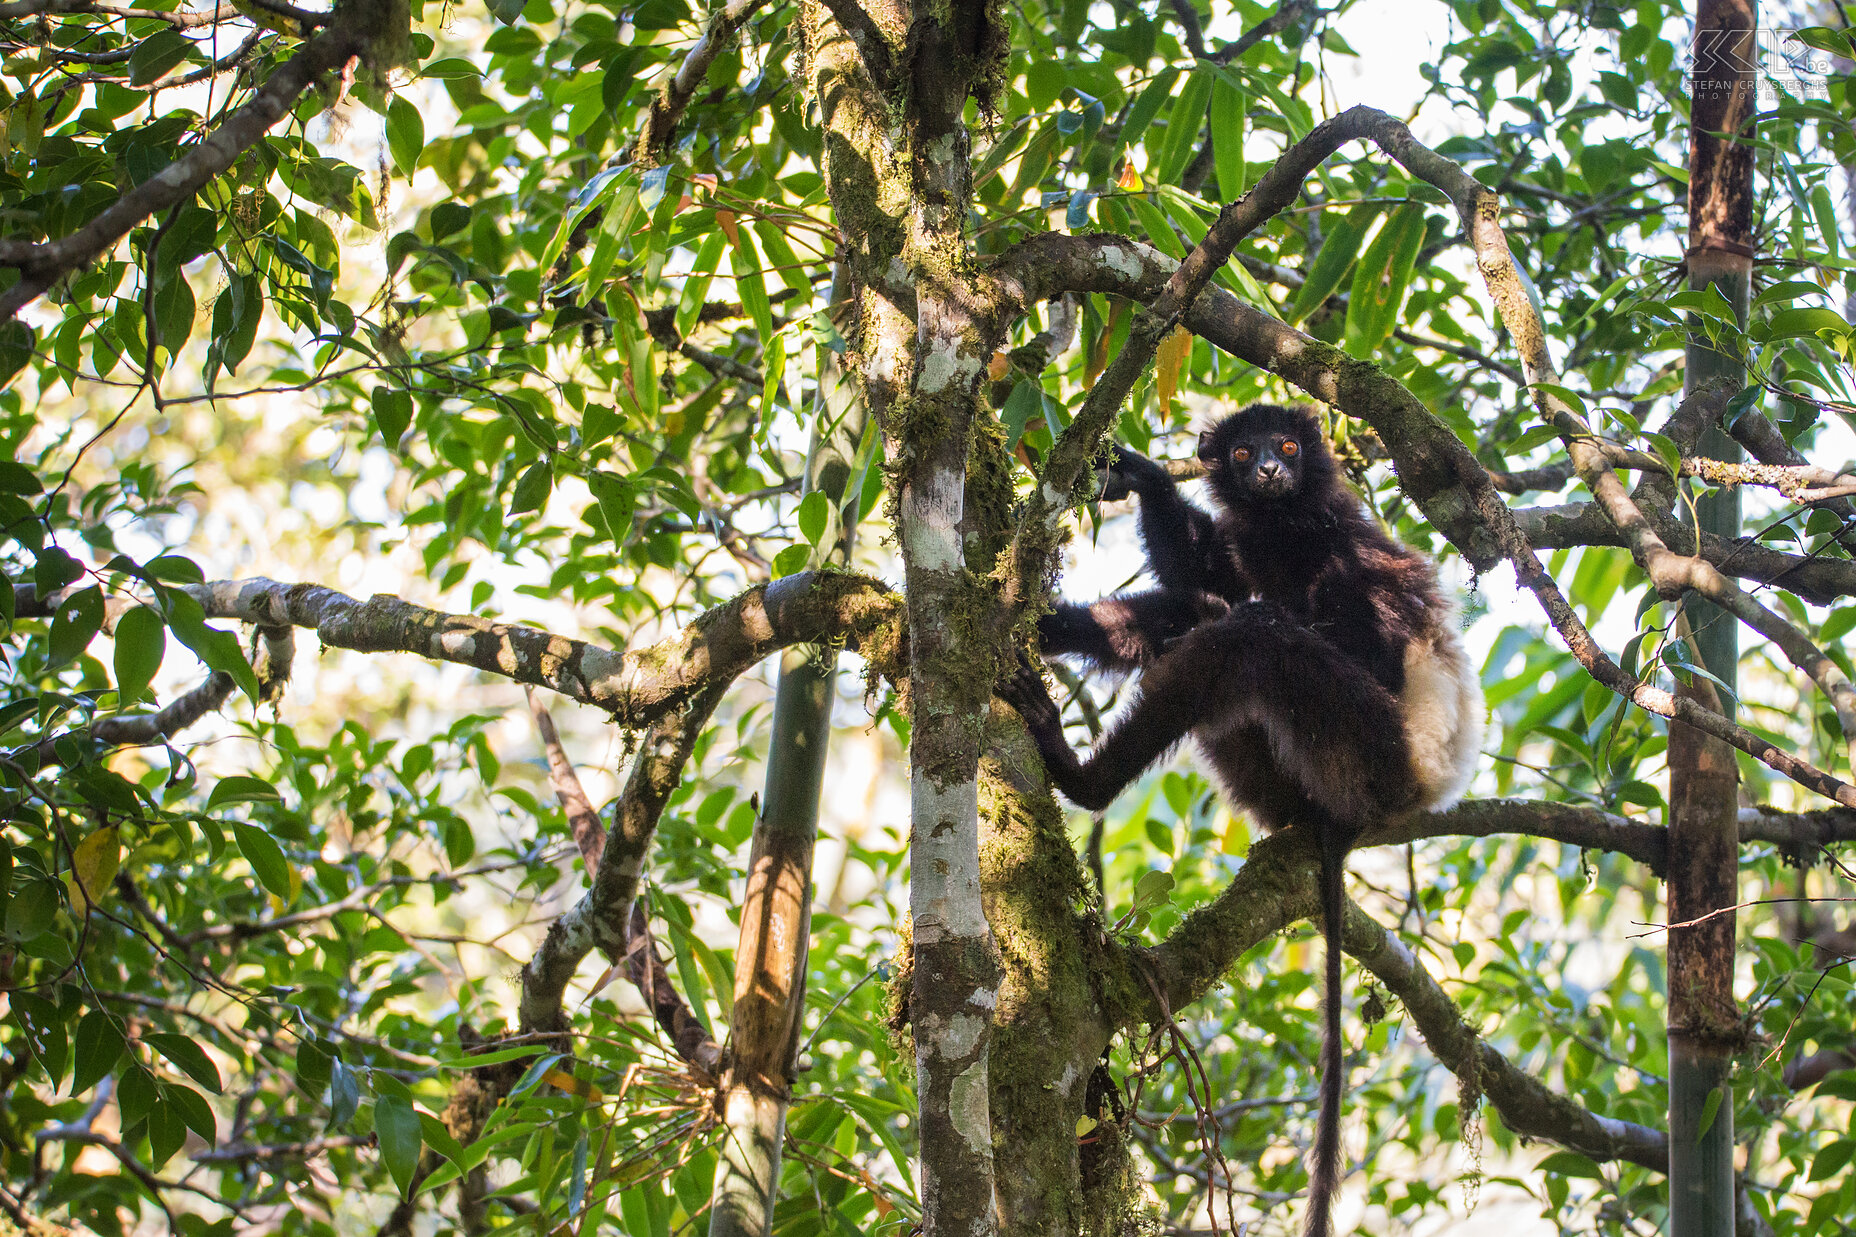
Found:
[1738,805,1856,855]
[1344,900,1669,1172]
[1515,501,1856,606]
[176,573,899,730]
[1144,830,1320,1016]
[519,688,720,1067]
[1144,828,1667,1171]
[1369,798,1668,872]
[1208,0,1312,63]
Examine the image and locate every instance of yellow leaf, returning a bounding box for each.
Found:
[1156,327,1191,414]
[1075,1114,1099,1137]
[1117,161,1143,192]
[1087,299,1126,388]
[69,826,120,909]
[1219,810,1249,857]
[544,1069,604,1101]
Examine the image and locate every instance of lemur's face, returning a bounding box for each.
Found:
[1201,425,1304,498]
[1198,408,1315,502]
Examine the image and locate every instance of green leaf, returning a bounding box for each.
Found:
[164,593,260,700]
[1209,74,1245,203]
[208,272,262,383]
[588,471,634,546]
[1132,869,1174,909]
[1642,431,1682,480]
[1154,68,1213,187]
[329,1058,360,1130]
[112,605,165,705]
[1793,26,1855,57]
[1343,203,1425,356]
[1695,1085,1724,1142]
[420,56,481,78]
[676,230,728,340]
[147,1097,186,1167]
[373,386,413,445]
[509,460,553,516]
[1288,203,1380,324]
[418,1109,466,1163]
[128,29,192,86]
[1002,380,1043,448]
[375,1095,423,1196]
[727,225,773,346]
[0,460,41,493]
[145,1032,223,1094]
[13,992,67,1086]
[49,586,104,667]
[165,1081,216,1144]
[1767,306,1850,340]
[151,266,194,361]
[386,94,425,178]
[435,1044,546,1070]
[208,775,282,809]
[1120,67,1179,152]
[772,544,810,578]
[1530,382,1587,418]
[1536,1151,1603,1178]
[296,1039,333,1091]
[119,1067,157,1127]
[796,490,829,547]
[232,821,293,902]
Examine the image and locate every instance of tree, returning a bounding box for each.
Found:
[5,0,1856,1234]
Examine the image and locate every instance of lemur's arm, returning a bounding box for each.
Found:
[1102,446,1229,595]
[1036,589,1230,673]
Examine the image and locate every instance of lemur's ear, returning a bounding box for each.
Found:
[1197,430,1215,461]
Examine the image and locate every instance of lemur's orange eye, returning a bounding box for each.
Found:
[1280,439,1300,457]
[1232,447,1252,463]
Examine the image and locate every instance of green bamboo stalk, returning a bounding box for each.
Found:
[1668,4,1753,1233]
[708,275,866,1237]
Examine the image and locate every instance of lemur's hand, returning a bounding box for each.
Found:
[998,653,1063,744]
[1099,445,1164,503]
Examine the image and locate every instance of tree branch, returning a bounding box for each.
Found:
[0,17,373,319]
[1143,828,1667,1172]
[634,0,778,167]
[0,0,233,26]
[22,670,235,766]
[170,572,899,731]
[528,691,606,872]
[517,681,729,1033]
[626,899,724,1074]
[1368,798,1668,872]
[1343,899,1669,1172]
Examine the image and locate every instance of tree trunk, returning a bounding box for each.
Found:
[708,279,866,1237]
[1670,3,1753,1233]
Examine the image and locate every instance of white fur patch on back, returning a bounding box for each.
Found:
[1401,625,1484,810]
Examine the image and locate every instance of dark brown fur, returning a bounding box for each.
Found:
[1005,404,1476,1237]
